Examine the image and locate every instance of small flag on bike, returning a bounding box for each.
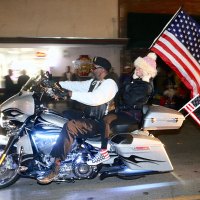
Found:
[179,94,200,126]
[149,8,200,98]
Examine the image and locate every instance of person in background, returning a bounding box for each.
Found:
[62,66,73,81]
[38,56,118,184]
[163,70,176,90]
[17,69,30,91]
[173,82,190,110]
[107,67,119,86]
[119,65,133,87]
[4,69,17,100]
[71,68,80,81]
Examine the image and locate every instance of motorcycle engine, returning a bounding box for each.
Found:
[58,152,98,180]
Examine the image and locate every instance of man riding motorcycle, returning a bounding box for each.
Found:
[38,56,118,184]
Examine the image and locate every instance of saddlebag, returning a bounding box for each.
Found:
[142,105,185,130]
[110,133,173,172]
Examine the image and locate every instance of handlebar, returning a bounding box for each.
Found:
[40,72,68,101]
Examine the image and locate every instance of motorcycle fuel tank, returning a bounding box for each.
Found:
[32,111,67,155]
[39,110,67,128]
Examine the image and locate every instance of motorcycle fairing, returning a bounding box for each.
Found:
[0,135,9,145]
[17,134,33,155]
[0,91,35,121]
[1,108,30,123]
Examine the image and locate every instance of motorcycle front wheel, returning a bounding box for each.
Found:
[0,146,20,189]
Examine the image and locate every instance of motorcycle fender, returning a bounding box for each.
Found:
[16,135,33,154]
[0,135,9,145]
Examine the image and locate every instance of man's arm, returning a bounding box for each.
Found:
[70,79,118,106]
[59,79,93,92]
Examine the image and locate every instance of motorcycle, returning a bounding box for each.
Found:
[0,72,185,189]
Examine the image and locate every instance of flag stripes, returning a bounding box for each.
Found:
[179,94,200,125]
[184,103,195,113]
[150,9,200,97]
[151,30,200,97]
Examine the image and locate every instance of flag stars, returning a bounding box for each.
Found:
[156,9,200,77]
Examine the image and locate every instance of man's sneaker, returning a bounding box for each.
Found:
[87,149,110,165]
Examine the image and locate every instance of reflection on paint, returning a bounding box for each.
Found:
[103,181,178,192]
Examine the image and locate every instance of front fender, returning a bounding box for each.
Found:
[0,135,9,145]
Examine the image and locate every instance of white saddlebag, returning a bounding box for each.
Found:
[143,105,185,130]
[110,133,173,172]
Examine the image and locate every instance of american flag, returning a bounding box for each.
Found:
[179,94,200,125]
[150,8,200,97]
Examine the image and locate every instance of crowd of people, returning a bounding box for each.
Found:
[3,69,30,100]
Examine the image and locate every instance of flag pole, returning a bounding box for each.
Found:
[149,6,182,49]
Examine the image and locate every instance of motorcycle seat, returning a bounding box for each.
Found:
[85,122,139,142]
[86,105,150,142]
[109,105,150,133]
[111,123,139,133]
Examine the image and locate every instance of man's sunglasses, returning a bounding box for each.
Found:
[91,65,103,70]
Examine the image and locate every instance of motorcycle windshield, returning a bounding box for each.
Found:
[21,75,41,92]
